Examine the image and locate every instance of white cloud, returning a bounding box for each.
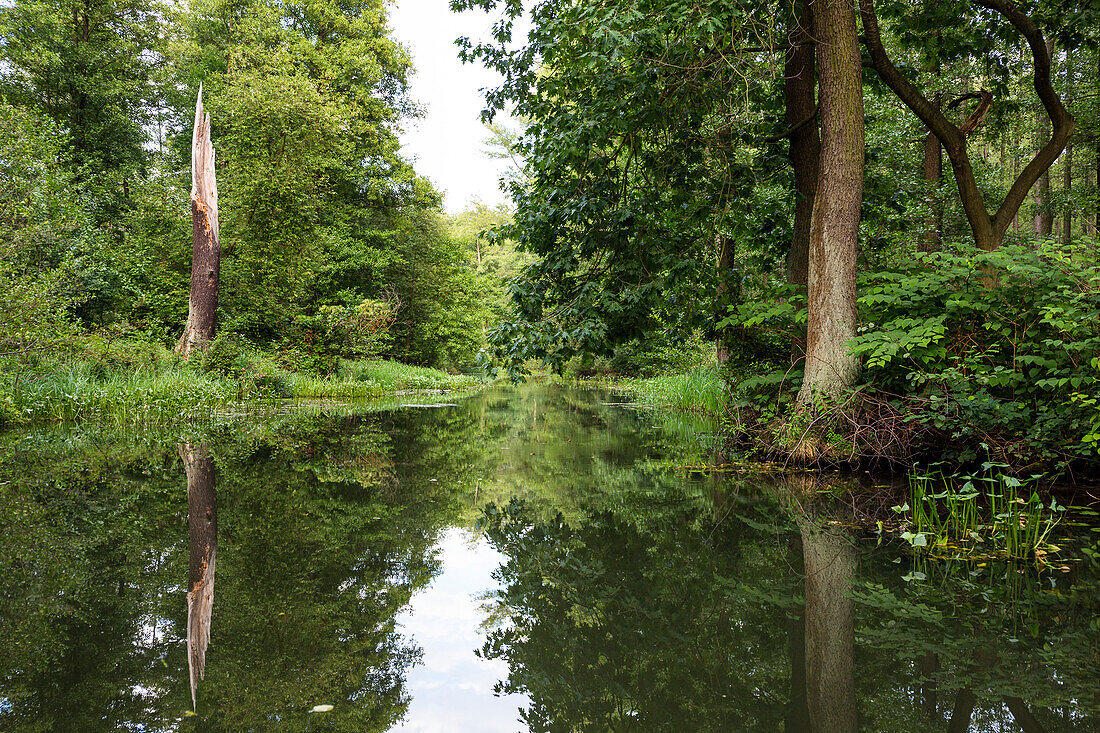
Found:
[389,0,522,214]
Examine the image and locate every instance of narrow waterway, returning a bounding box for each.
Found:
[0,383,1096,731]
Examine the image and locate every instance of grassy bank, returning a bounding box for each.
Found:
[288,360,480,399]
[2,340,485,426]
[610,365,724,416]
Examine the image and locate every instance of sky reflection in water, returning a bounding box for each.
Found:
[0,383,1097,732]
[395,528,525,732]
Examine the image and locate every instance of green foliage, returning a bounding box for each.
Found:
[0,0,506,375]
[0,102,86,361]
[855,242,1100,464]
[725,242,1100,467]
[0,0,157,219]
[456,0,791,375]
[387,219,495,370]
[615,365,724,416]
[894,466,1067,562]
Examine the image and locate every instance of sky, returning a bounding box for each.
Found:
[394,528,528,731]
[388,0,522,214]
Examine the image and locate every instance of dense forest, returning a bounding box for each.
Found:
[0,0,521,392]
[2,0,1099,471]
[456,0,1100,472]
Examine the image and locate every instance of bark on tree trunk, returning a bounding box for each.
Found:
[1063,54,1073,245]
[797,0,863,404]
[181,442,217,711]
[176,87,221,359]
[1034,160,1052,236]
[784,0,819,293]
[716,234,737,367]
[921,40,943,253]
[1033,39,1056,238]
[922,93,944,252]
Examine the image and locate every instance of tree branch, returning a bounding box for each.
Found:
[859,0,995,248]
[971,0,1073,237]
[765,104,819,142]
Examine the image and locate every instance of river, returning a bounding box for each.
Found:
[0,383,1096,731]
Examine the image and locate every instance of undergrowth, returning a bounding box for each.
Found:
[720,241,1100,473]
[1,335,485,426]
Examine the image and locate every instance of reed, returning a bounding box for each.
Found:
[617,365,724,415]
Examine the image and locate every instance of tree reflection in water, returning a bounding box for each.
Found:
[0,385,1096,731]
[180,442,216,710]
[478,466,1100,732]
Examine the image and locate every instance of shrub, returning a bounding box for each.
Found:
[724,241,1100,468]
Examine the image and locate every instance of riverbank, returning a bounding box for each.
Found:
[1,337,484,426]
[602,363,1099,480]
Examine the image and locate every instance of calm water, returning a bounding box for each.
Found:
[0,383,1097,731]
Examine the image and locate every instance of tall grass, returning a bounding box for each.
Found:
[287,359,482,399]
[4,354,485,425]
[9,361,239,424]
[616,365,724,415]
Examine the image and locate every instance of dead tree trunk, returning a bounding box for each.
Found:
[181,443,217,711]
[797,0,863,404]
[176,87,221,358]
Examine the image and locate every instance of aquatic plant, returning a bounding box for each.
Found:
[894,464,1068,562]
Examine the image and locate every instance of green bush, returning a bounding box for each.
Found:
[197,334,292,398]
[724,241,1100,467]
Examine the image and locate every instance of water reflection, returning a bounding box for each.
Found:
[799,514,857,732]
[0,384,1096,731]
[476,459,1100,732]
[180,442,216,710]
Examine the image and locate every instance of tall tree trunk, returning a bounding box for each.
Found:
[797,0,863,404]
[784,0,819,292]
[800,516,858,733]
[177,87,221,358]
[921,40,943,253]
[716,234,737,366]
[1033,155,1052,236]
[1033,39,1056,238]
[922,93,944,252]
[181,443,217,711]
[1060,52,1069,245]
[1029,42,1056,236]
